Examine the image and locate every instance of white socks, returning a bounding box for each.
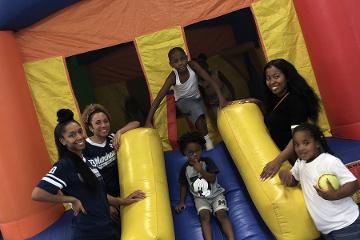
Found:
[204,134,214,150]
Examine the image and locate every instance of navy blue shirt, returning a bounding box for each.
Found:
[37,157,116,240]
[83,134,120,197]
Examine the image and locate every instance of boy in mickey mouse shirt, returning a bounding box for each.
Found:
[175,132,234,240]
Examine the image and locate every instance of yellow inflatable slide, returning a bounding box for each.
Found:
[218,102,320,240]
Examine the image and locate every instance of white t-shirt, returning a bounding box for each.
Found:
[173,65,201,101]
[291,153,359,234]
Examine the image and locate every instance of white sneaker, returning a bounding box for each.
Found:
[204,135,214,150]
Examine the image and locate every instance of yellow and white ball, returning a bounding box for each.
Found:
[317,174,341,191]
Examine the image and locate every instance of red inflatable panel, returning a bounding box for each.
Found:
[294,0,360,139]
[0,31,63,239]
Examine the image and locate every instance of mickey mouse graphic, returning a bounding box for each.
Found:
[192,177,211,197]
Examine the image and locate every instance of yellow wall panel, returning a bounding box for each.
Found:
[24,56,80,163]
[93,83,129,132]
[207,55,250,99]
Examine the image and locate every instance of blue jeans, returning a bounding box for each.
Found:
[322,214,360,240]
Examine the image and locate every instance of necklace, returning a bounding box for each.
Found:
[272,92,289,111]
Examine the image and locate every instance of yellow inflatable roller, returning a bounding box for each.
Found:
[218,102,319,240]
[118,128,175,240]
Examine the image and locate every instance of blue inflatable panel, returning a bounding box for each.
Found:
[0,0,80,30]
[30,210,72,240]
[165,143,274,240]
[326,137,360,164]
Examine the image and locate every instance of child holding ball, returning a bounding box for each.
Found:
[279,123,360,239]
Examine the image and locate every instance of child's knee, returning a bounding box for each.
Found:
[215,209,228,222]
[199,209,211,223]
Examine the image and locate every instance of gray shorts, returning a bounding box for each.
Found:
[194,193,228,215]
[176,97,206,124]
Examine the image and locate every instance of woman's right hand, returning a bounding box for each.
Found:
[218,96,228,109]
[109,205,120,222]
[175,202,186,214]
[238,97,261,104]
[260,159,282,181]
[71,198,86,216]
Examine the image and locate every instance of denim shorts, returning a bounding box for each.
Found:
[176,97,206,124]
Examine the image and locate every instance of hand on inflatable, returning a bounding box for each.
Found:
[219,96,228,109]
[144,120,154,128]
[239,98,250,104]
[314,180,338,200]
[279,170,294,186]
[112,132,121,151]
[239,98,260,104]
[260,159,281,181]
[71,198,86,216]
[122,190,146,205]
[175,202,186,213]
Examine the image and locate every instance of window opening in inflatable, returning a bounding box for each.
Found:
[178,7,266,138]
[66,42,149,132]
[185,7,266,102]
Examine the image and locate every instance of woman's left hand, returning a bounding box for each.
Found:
[314,180,338,200]
[122,190,146,206]
[71,198,87,216]
[260,159,282,181]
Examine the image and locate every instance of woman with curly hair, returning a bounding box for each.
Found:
[81,104,144,222]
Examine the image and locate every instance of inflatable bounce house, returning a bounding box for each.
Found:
[1,0,360,239]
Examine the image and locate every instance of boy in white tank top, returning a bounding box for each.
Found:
[145,47,227,150]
